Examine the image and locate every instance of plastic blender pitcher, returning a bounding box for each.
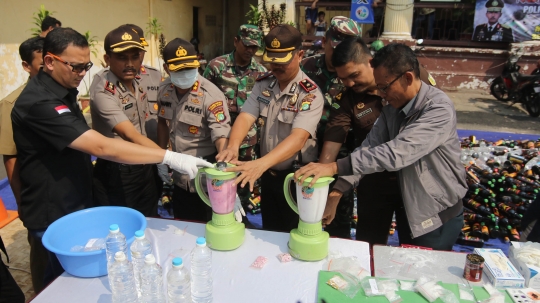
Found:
[195,164,237,214]
[283,174,334,223]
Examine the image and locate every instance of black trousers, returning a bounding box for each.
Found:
[324,185,354,239]
[356,188,402,245]
[0,237,24,303]
[27,232,48,293]
[172,185,212,222]
[260,170,299,232]
[93,159,158,217]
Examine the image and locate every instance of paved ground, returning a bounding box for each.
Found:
[0,88,539,302]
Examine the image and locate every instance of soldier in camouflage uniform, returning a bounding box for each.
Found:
[203,24,266,211]
[300,16,362,238]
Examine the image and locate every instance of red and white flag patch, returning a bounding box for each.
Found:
[55,105,71,114]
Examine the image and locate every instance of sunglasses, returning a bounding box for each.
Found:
[47,52,93,73]
[376,69,412,94]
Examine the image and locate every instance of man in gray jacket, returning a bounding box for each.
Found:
[295,43,466,250]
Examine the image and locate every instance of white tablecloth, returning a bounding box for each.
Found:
[32,218,370,303]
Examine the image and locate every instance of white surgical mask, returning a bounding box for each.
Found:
[170,68,198,89]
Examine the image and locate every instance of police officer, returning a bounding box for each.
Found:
[321,37,436,245]
[203,24,266,215]
[217,25,324,232]
[301,16,362,238]
[90,26,159,216]
[473,0,514,42]
[157,38,231,221]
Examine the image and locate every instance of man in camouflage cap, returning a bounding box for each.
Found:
[473,0,513,42]
[203,25,266,215]
[300,16,361,237]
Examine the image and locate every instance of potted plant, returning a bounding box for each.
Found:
[79,31,99,110]
[30,4,54,36]
[147,17,165,78]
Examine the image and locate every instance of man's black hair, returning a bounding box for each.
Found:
[331,36,371,68]
[318,11,326,16]
[43,27,88,57]
[41,16,62,31]
[371,43,420,78]
[19,37,45,63]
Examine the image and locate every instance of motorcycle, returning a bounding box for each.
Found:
[490,52,540,117]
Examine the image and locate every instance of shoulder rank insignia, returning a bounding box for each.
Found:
[289,82,298,94]
[191,81,200,93]
[116,81,126,93]
[299,79,317,92]
[140,66,147,74]
[105,81,115,95]
[256,71,273,81]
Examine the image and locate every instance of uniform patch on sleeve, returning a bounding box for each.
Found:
[214,110,227,123]
[300,93,315,111]
[105,81,115,95]
[299,79,317,92]
[208,101,224,112]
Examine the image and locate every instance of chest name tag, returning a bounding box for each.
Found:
[355,108,372,119]
[257,96,270,105]
[184,104,202,115]
[124,103,134,110]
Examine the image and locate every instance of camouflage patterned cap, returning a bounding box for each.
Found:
[123,24,148,47]
[485,0,504,12]
[238,24,262,47]
[327,16,362,48]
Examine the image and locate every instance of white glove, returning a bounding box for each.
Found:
[156,164,173,185]
[234,193,246,223]
[161,150,213,179]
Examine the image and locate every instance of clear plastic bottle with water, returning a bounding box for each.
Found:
[190,237,212,303]
[130,230,153,296]
[167,257,191,303]
[139,254,165,303]
[106,224,128,271]
[109,251,138,303]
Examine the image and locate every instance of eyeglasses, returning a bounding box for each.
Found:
[377,69,412,94]
[47,52,93,73]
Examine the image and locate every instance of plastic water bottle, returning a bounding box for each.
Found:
[190,237,212,303]
[106,224,128,271]
[109,251,138,303]
[167,257,191,303]
[130,230,153,296]
[139,254,165,303]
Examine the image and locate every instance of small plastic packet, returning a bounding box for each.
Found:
[378,279,400,293]
[361,278,385,297]
[277,253,292,263]
[415,277,442,303]
[458,283,475,301]
[84,238,106,251]
[399,280,416,291]
[250,256,268,269]
[327,256,370,281]
[479,293,505,303]
[326,272,362,298]
[483,283,499,296]
[327,275,348,291]
[385,291,403,303]
[439,288,460,303]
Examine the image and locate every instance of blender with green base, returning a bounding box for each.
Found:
[283,173,334,261]
[195,163,245,251]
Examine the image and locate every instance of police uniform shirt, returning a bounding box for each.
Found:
[0,84,26,156]
[139,65,162,143]
[157,75,231,157]
[90,69,148,138]
[241,70,324,171]
[11,70,92,230]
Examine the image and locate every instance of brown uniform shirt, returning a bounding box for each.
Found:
[139,65,162,143]
[157,75,231,191]
[241,70,324,171]
[90,69,148,138]
[0,84,25,155]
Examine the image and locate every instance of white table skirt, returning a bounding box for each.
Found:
[31,218,370,303]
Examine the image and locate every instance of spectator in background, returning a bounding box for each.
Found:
[39,15,62,37]
[0,36,49,293]
[305,0,319,35]
[314,11,327,37]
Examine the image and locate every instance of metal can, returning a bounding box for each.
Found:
[463,253,485,282]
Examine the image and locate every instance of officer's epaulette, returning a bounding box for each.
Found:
[299,78,317,92]
[140,66,147,74]
[256,71,273,81]
[191,80,200,93]
[104,81,115,95]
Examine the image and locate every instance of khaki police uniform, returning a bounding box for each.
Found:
[158,74,231,221]
[241,69,324,231]
[90,26,158,216]
[139,65,162,143]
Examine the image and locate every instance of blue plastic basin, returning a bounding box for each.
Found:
[42,206,147,278]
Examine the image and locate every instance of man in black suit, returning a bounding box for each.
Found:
[472,0,514,42]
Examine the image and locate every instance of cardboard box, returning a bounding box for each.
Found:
[509,242,540,290]
[473,248,525,288]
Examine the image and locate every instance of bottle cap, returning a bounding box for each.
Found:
[196,237,207,246]
[172,257,183,267]
[109,224,120,233]
[135,230,145,239]
[114,251,126,261]
[144,254,156,265]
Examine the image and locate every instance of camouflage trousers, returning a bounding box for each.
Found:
[237,144,260,206]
